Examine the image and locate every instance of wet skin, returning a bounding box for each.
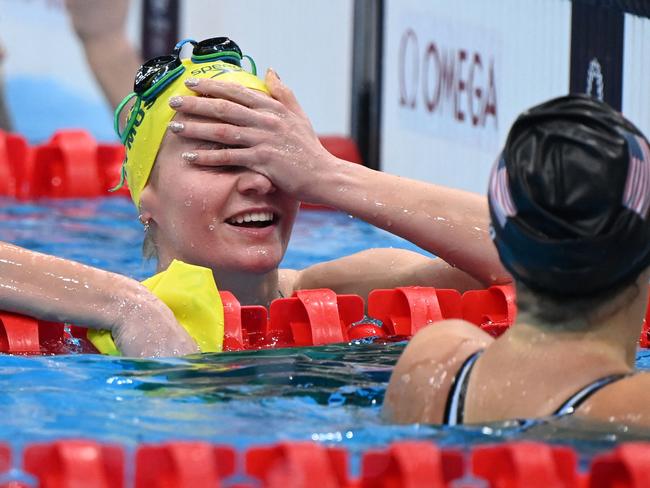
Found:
[139,113,300,279]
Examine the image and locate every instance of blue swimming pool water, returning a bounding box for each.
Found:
[1,197,649,471]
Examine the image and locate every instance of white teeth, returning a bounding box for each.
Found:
[228,212,274,224]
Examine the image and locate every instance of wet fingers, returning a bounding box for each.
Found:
[169,119,264,148]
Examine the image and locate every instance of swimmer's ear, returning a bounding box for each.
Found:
[138,185,159,223]
[265,68,307,118]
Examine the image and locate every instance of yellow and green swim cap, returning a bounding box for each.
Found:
[117,58,269,206]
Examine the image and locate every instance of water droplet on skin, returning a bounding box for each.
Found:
[184,200,192,207]
[208,224,215,231]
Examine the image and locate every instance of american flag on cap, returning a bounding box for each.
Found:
[622,131,650,219]
[488,154,517,228]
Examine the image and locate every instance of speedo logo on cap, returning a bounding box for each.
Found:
[190,62,241,76]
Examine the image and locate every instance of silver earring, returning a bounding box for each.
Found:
[138,214,150,233]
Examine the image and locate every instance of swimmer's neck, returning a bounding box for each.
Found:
[211,267,282,308]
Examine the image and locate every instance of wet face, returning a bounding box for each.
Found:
[140,113,299,274]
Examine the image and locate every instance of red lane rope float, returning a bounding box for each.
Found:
[23,440,124,488]
[0,129,362,201]
[368,287,462,337]
[135,442,236,487]
[588,443,650,488]
[247,442,350,488]
[2,440,650,487]
[472,442,581,488]
[359,441,464,488]
[3,283,650,355]
[640,288,650,348]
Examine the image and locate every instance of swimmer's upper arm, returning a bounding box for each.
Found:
[383,320,493,424]
[291,248,484,299]
[577,372,650,427]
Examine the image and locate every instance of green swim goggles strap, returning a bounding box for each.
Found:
[111,92,141,193]
[191,50,241,63]
[114,92,138,142]
[243,55,257,76]
[108,158,127,193]
[191,50,257,76]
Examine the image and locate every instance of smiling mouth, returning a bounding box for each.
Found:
[226,211,276,228]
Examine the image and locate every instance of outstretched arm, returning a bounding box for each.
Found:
[65,0,142,110]
[167,72,510,287]
[0,242,197,357]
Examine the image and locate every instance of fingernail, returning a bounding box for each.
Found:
[184,78,199,87]
[168,96,183,108]
[269,68,281,80]
[181,152,198,162]
[168,121,184,133]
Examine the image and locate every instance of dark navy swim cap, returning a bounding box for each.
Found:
[488,94,650,296]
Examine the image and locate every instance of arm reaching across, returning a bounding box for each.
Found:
[0,242,198,357]
[167,72,511,287]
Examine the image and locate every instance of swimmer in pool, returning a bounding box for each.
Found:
[114,36,508,310]
[0,242,196,356]
[81,36,509,356]
[380,95,650,427]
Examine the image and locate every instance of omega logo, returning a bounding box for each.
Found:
[398,28,498,129]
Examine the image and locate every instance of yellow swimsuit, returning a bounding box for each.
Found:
[88,260,224,355]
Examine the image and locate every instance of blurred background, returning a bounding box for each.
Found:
[0,0,649,194]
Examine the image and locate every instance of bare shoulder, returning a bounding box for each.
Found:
[578,371,650,427]
[383,320,493,424]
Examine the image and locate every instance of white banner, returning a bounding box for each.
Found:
[623,13,650,139]
[396,15,501,151]
[381,0,571,194]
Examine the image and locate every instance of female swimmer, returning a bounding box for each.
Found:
[116,37,509,313]
[379,95,650,426]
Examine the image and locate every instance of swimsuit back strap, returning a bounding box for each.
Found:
[443,350,483,426]
[554,373,632,417]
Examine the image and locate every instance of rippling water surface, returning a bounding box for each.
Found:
[1,197,649,466]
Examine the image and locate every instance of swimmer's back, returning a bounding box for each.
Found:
[383,319,492,424]
[384,322,650,427]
